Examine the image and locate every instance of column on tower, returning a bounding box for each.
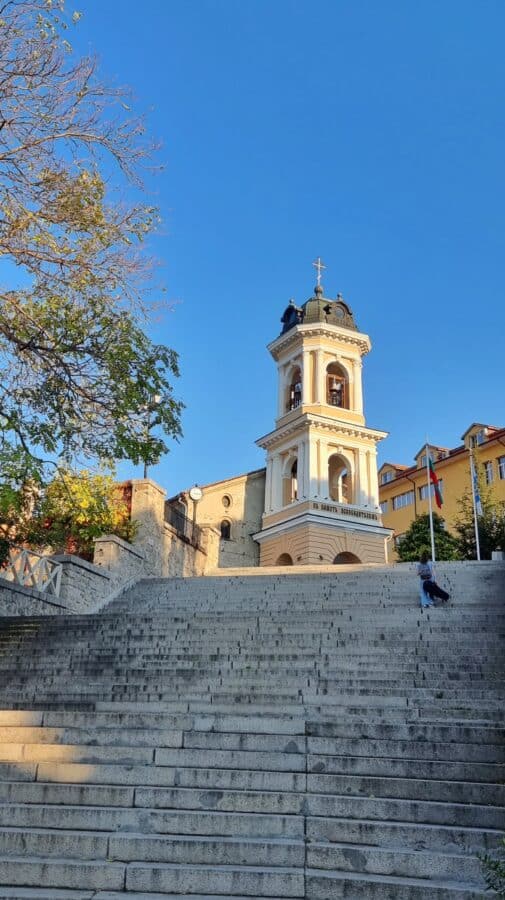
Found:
[277,367,286,418]
[357,449,370,507]
[352,358,363,414]
[302,350,311,405]
[271,454,283,510]
[368,448,380,508]
[316,350,326,405]
[265,458,273,512]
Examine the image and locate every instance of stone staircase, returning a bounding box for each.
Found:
[0,561,502,899]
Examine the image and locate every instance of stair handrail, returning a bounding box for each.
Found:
[3,545,62,598]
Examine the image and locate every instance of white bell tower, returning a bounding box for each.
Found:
[254,261,392,566]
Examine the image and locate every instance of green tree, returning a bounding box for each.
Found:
[0,1,183,499]
[453,474,505,560]
[396,513,460,562]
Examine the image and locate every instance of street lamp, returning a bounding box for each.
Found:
[189,485,203,542]
[143,394,162,480]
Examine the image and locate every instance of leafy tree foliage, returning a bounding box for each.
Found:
[396,513,460,562]
[453,474,505,560]
[0,0,182,497]
[4,467,135,561]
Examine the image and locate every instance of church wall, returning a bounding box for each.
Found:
[259,523,386,567]
[189,469,265,569]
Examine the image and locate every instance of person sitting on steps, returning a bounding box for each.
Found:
[417,548,450,608]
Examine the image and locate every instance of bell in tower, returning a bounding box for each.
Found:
[253,260,393,567]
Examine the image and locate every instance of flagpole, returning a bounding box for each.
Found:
[425,441,436,563]
[469,447,481,561]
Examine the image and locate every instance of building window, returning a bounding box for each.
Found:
[220,519,231,540]
[420,454,427,468]
[419,479,443,500]
[380,500,389,513]
[222,494,232,509]
[394,533,406,548]
[392,490,414,511]
[484,461,494,484]
[471,430,486,448]
[498,456,505,480]
[381,471,393,485]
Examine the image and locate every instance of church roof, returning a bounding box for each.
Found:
[281,284,358,334]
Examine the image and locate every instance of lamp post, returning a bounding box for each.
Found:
[143,394,162,480]
[188,485,203,542]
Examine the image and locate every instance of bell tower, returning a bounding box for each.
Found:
[254,260,392,566]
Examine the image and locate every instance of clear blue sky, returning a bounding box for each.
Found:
[74,1,504,494]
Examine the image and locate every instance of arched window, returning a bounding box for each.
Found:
[286,366,302,412]
[276,553,293,566]
[220,519,231,540]
[282,458,298,505]
[328,454,352,504]
[326,362,348,409]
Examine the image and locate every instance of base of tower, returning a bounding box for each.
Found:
[255,518,390,567]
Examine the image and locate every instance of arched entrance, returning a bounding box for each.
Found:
[333,552,361,564]
[276,553,293,566]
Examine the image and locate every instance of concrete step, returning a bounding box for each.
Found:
[307,753,503,782]
[0,804,305,838]
[306,816,504,853]
[36,761,307,791]
[307,772,505,805]
[306,869,488,898]
[305,794,504,828]
[307,841,482,881]
[109,832,304,867]
[0,856,125,891]
[124,861,305,896]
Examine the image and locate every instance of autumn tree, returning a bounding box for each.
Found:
[21,467,136,560]
[0,1,182,500]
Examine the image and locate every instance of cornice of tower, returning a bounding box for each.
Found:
[267,322,371,360]
[256,413,388,450]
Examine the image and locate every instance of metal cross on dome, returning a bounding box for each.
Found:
[312,256,326,287]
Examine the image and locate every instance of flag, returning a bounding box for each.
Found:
[428,458,443,509]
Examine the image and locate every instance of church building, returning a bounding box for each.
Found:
[169,262,392,567]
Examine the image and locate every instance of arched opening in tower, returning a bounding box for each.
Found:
[326,362,348,408]
[282,458,298,505]
[328,454,352,504]
[287,367,302,412]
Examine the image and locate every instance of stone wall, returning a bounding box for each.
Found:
[0,580,69,617]
[128,479,219,578]
[0,533,147,617]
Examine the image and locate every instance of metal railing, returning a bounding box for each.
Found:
[165,506,203,548]
[3,546,62,597]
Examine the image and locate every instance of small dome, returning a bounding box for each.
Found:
[280,289,358,334]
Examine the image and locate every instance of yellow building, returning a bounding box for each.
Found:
[170,263,392,568]
[379,423,505,560]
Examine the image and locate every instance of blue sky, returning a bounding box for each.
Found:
[72,1,504,494]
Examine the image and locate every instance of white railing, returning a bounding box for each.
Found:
[3,547,62,598]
